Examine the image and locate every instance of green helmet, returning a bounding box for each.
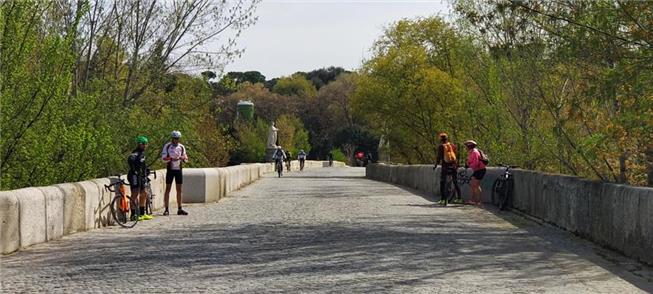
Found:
[136,135,149,144]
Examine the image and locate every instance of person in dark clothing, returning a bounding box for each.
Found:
[128,136,152,220]
[434,132,462,206]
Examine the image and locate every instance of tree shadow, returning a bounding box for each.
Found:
[3,216,651,293]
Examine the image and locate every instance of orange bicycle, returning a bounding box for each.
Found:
[105,176,139,228]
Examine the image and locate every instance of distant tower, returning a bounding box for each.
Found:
[237,100,254,121]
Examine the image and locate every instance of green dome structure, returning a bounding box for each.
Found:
[237,100,254,121]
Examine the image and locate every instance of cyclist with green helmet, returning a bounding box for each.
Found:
[128,135,153,221]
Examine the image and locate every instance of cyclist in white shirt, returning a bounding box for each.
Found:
[161,130,189,216]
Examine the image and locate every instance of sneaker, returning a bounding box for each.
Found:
[177,208,188,215]
[163,209,169,216]
[137,215,148,221]
[453,198,464,204]
[143,214,154,220]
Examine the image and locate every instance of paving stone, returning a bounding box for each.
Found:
[1,168,651,293]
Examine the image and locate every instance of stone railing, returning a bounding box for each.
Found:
[366,163,653,265]
[0,160,341,254]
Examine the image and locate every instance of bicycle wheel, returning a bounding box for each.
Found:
[499,178,514,211]
[110,195,139,228]
[446,179,456,203]
[491,179,503,207]
[146,185,154,215]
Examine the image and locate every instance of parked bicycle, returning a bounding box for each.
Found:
[105,176,139,228]
[143,170,157,215]
[491,164,518,210]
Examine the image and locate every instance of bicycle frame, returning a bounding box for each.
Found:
[105,179,130,212]
[492,164,518,210]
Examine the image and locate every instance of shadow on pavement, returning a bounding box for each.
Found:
[3,215,651,293]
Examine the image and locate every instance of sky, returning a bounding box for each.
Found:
[223,0,453,79]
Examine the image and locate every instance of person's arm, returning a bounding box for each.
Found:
[127,153,137,171]
[181,145,188,162]
[435,145,443,167]
[161,143,171,163]
[468,150,479,170]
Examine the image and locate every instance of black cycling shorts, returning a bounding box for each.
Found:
[166,169,183,185]
[472,168,487,180]
[128,173,145,190]
[440,165,458,179]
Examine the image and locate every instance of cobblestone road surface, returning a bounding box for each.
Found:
[1,167,652,293]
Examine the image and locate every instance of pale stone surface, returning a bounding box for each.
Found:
[1,168,651,293]
[37,186,64,241]
[0,192,19,254]
[16,188,47,248]
[56,183,85,235]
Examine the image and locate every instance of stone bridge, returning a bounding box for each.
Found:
[1,167,651,293]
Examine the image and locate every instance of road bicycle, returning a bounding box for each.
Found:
[105,176,139,228]
[143,170,157,215]
[492,164,518,210]
[275,159,283,177]
[450,169,471,202]
[442,168,471,205]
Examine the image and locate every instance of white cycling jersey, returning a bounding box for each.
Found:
[162,142,188,170]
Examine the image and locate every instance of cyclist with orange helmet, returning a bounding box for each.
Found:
[434,132,462,206]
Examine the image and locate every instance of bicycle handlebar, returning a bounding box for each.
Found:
[104,178,128,192]
[498,164,519,169]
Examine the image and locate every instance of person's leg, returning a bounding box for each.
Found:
[452,170,462,202]
[163,184,172,215]
[471,178,480,204]
[139,188,147,215]
[175,171,188,215]
[439,169,447,204]
[175,184,183,209]
[164,170,175,215]
[130,187,140,216]
[476,170,485,204]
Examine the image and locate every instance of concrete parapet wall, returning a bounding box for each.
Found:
[366,163,653,265]
[1,160,339,254]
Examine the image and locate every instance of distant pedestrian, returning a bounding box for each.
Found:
[285,150,292,171]
[162,130,189,216]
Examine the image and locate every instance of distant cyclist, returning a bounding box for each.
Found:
[297,149,307,171]
[128,136,152,221]
[464,140,487,206]
[434,132,462,206]
[162,130,189,216]
[272,146,286,173]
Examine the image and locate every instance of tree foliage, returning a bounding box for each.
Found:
[353,4,652,186]
[1,0,258,190]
